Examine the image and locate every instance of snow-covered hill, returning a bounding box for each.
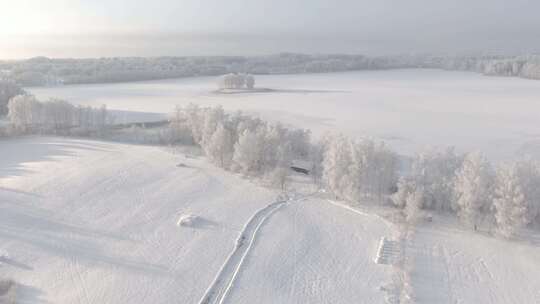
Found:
[0,137,396,303]
[2,137,540,303]
[0,137,278,303]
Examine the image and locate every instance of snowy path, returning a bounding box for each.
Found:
[224,198,395,303]
[198,194,312,304]
[408,219,540,304]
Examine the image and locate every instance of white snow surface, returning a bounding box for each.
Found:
[29,69,540,160]
[408,217,540,304]
[7,69,540,302]
[0,137,277,303]
[225,198,395,304]
[0,137,396,304]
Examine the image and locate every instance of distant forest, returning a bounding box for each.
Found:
[1,53,540,86]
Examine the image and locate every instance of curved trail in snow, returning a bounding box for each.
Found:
[198,193,313,304]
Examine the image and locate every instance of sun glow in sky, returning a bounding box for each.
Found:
[1,0,539,58]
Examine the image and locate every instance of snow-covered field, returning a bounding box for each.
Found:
[225,199,395,303]
[2,136,540,303]
[29,69,540,160]
[0,137,395,303]
[409,217,540,304]
[6,70,540,303]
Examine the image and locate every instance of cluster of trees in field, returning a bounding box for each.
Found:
[218,73,255,89]
[318,134,399,203]
[3,94,112,135]
[165,105,402,197]
[392,149,540,237]
[3,53,540,87]
[167,104,311,189]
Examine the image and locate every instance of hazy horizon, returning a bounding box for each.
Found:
[1,0,540,59]
[3,31,540,60]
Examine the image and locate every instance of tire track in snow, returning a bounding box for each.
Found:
[198,193,313,304]
[68,257,93,304]
[324,199,403,304]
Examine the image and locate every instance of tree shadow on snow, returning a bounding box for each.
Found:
[0,187,43,199]
[0,201,171,278]
[13,283,49,304]
[191,217,220,230]
[0,137,113,180]
[0,256,33,271]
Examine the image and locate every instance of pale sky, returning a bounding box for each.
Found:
[1,0,539,58]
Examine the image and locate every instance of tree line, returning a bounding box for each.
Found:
[392,148,540,237]
[3,94,112,136]
[2,53,540,87]
[164,105,540,238]
[2,98,539,238]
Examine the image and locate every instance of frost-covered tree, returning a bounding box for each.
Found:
[201,105,225,148]
[0,81,25,116]
[308,137,329,185]
[512,159,540,225]
[95,104,109,130]
[343,140,366,201]
[367,141,398,201]
[245,74,255,89]
[7,95,111,135]
[166,106,194,144]
[405,188,425,223]
[339,139,398,202]
[205,123,234,168]
[493,163,529,238]
[322,134,352,199]
[184,103,205,143]
[218,73,255,89]
[286,128,311,160]
[454,152,494,230]
[261,123,286,170]
[276,141,294,169]
[321,135,397,201]
[7,94,41,132]
[392,177,417,209]
[266,166,290,190]
[233,74,245,89]
[42,98,76,131]
[410,147,463,212]
[232,127,266,175]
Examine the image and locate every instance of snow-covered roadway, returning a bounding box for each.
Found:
[199,194,315,304]
[223,198,396,303]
